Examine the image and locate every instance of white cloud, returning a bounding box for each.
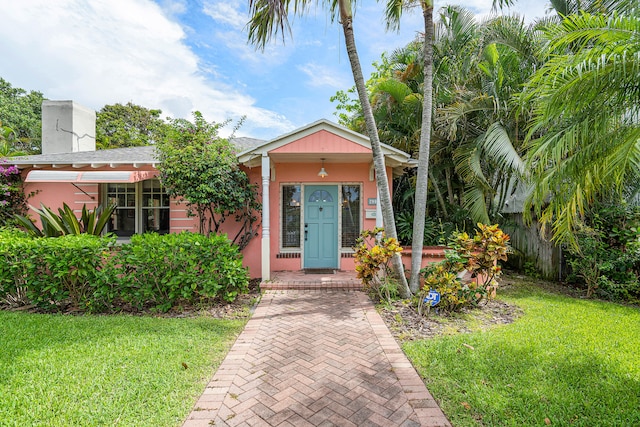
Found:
[202,0,246,30]
[156,0,188,16]
[213,29,292,68]
[0,0,293,138]
[298,63,349,89]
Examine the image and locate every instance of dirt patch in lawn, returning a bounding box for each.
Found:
[379,272,527,342]
[380,297,523,342]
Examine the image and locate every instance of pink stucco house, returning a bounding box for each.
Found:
[11,101,415,279]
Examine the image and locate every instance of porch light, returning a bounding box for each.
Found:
[318,158,328,178]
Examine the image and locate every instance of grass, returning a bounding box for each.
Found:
[0,311,246,426]
[403,279,640,426]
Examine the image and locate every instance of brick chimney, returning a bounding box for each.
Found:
[41,100,96,154]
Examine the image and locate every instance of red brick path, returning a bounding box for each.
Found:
[182,290,451,427]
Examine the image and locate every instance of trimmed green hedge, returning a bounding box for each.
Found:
[0,230,249,313]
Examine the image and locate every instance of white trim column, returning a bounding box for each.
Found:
[376,185,383,229]
[261,154,271,280]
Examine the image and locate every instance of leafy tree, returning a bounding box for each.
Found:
[0,78,45,153]
[247,0,412,297]
[156,112,260,249]
[96,102,168,149]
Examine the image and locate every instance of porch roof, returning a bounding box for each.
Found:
[237,119,416,174]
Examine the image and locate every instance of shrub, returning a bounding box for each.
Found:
[419,223,510,313]
[565,202,640,302]
[108,232,249,312]
[0,231,115,311]
[0,161,28,227]
[354,228,403,303]
[0,230,249,313]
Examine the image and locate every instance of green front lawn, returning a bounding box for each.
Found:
[404,279,640,426]
[0,312,246,426]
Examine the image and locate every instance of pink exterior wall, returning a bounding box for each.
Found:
[23,181,99,220]
[232,166,262,278]
[271,130,371,154]
[20,165,200,233]
[266,161,393,273]
[401,247,447,272]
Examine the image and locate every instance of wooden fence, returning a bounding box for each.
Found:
[502,213,564,281]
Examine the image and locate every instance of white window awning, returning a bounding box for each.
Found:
[25,170,158,183]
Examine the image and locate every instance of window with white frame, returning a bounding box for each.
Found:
[141,179,170,234]
[104,180,170,237]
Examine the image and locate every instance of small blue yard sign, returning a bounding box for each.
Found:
[424,289,441,306]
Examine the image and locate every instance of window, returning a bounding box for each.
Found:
[142,180,170,234]
[106,183,136,237]
[105,179,170,237]
[341,185,360,248]
[282,185,301,248]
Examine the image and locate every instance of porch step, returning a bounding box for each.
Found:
[260,281,364,291]
[260,270,363,291]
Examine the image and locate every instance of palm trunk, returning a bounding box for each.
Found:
[446,167,455,205]
[339,2,411,298]
[409,3,434,294]
[429,169,448,216]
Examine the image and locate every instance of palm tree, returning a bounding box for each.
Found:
[383,0,435,293]
[522,9,640,246]
[247,0,412,297]
[434,13,538,223]
[386,0,519,292]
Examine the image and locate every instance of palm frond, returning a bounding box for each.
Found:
[462,185,491,224]
[481,122,525,174]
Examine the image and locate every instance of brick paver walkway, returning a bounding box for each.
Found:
[183,290,451,427]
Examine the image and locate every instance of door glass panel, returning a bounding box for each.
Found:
[308,190,333,203]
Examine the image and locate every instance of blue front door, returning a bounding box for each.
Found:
[304,185,338,269]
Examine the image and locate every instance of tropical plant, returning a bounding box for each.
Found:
[247,0,411,297]
[354,228,403,303]
[432,11,534,224]
[13,203,116,237]
[565,201,640,301]
[521,8,640,247]
[419,223,510,313]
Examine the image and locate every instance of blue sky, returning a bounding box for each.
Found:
[0,0,550,140]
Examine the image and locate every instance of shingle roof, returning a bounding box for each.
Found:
[9,137,265,167]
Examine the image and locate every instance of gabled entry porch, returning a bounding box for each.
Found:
[237,119,415,281]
